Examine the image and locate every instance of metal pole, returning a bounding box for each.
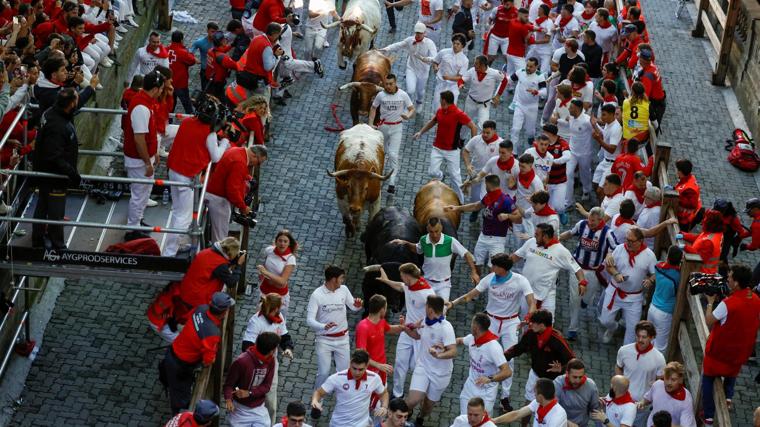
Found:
[29,104,192,120]
[0,216,191,234]
[0,105,27,152]
[0,311,28,378]
[0,169,199,188]
[77,150,125,157]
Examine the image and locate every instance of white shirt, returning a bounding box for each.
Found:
[419,0,444,27]
[512,174,544,212]
[616,343,666,400]
[475,272,533,317]
[433,48,469,82]
[465,135,502,171]
[623,183,652,219]
[482,156,519,194]
[416,318,457,377]
[242,312,289,350]
[463,333,507,384]
[306,0,335,29]
[560,79,594,106]
[131,105,151,134]
[461,67,505,102]
[515,238,581,301]
[597,120,623,161]
[451,415,497,427]
[610,244,657,299]
[553,100,573,140]
[603,397,637,427]
[588,20,618,54]
[643,380,697,427]
[416,234,469,281]
[521,207,561,240]
[523,147,554,182]
[529,399,568,426]
[261,245,296,286]
[712,300,729,325]
[372,89,413,123]
[274,423,312,427]
[383,36,438,75]
[404,283,437,324]
[306,284,361,336]
[610,214,634,244]
[567,112,594,156]
[602,192,626,219]
[512,69,547,108]
[552,16,580,49]
[137,46,170,75]
[637,205,660,248]
[321,369,385,427]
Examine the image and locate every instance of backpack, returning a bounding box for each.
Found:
[725,128,760,172]
[105,237,161,255]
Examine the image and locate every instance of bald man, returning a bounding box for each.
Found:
[592,375,636,427]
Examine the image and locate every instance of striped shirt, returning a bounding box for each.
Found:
[570,220,618,269]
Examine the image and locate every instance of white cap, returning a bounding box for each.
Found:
[414,22,427,33]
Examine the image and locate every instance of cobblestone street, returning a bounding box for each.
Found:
[7,0,760,425]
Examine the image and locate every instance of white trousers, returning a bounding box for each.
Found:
[564,152,593,209]
[303,27,327,59]
[524,369,539,401]
[264,362,278,423]
[464,96,491,130]
[510,103,539,149]
[164,169,194,257]
[489,316,519,398]
[205,192,232,243]
[473,233,506,266]
[314,336,350,390]
[486,33,508,56]
[568,268,604,332]
[126,158,154,227]
[149,322,179,343]
[116,0,135,19]
[429,147,464,202]
[392,332,420,397]
[599,285,643,345]
[406,67,430,105]
[429,279,451,301]
[505,55,525,85]
[647,305,673,352]
[433,79,460,105]
[229,402,271,427]
[161,124,179,151]
[548,182,567,213]
[82,52,97,72]
[380,123,403,186]
[460,377,498,414]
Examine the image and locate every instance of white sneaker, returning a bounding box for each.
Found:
[96,83,104,90]
[116,25,128,33]
[127,17,139,27]
[159,147,170,158]
[100,58,113,68]
[115,34,123,41]
[323,40,330,48]
[146,198,158,207]
[602,328,615,344]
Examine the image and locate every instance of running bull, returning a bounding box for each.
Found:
[413,179,461,238]
[338,50,392,125]
[321,0,381,69]
[327,124,392,237]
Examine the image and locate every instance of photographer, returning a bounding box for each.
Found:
[163,95,230,257]
[682,210,723,274]
[33,55,96,116]
[271,9,323,105]
[204,31,239,99]
[701,264,760,425]
[239,23,283,95]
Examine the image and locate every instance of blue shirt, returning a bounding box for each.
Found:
[651,262,681,314]
[191,36,213,68]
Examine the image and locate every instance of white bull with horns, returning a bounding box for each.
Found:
[322,0,382,69]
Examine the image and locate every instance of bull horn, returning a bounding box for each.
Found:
[369,170,394,181]
[363,264,382,272]
[321,21,342,29]
[327,169,351,178]
[339,82,362,91]
[360,24,377,34]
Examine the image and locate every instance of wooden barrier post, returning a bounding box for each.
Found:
[713,0,741,85]
[157,0,172,30]
[654,191,679,257]
[652,143,671,188]
[665,254,702,362]
[693,0,710,37]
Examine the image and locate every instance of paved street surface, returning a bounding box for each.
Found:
[8,0,760,425]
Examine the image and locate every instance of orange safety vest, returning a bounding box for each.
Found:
[675,174,702,225]
[694,232,723,274]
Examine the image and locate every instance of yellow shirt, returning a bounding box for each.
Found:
[622,98,650,140]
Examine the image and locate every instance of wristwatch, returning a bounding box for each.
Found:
[603,419,610,425]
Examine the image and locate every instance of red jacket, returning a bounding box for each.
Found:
[635,63,665,102]
[206,46,239,83]
[171,305,222,366]
[611,153,652,189]
[675,174,702,226]
[240,112,265,146]
[164,412,200,427]
[746,212,760,251]
[178,247,230,309]
[223,346,276,408]
[123,90,158,159]
[704,289,760,376]
[168,42,197,89]
[167,117,214,177]
[206,147,250,210]
[243,35,275,84]
[616,35,641,70]
[683,231,722,274]
[252,0,286,32]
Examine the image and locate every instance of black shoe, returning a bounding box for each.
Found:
[125,230,150,242]
[580,300,588,309]
[314,59,325,78]
[140,219,152,228]
[311,407,321,419]
[500,396,514,412]
[469,211,479,223]
[414,416,424,427]
[387,185,395,194]
[283,90,293,99]
[272,96,287,106]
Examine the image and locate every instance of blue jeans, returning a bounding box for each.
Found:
[701,374,736,420]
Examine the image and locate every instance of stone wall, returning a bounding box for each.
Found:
[727,0,760,138]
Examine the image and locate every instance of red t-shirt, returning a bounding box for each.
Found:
[356,317,390,383]
[490,5,517,38]
[506,21,533,57]
[433,105,472,150]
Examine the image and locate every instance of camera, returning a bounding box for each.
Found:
[232,210,257,228]
[688,272,729,298]
[192,91,245,136]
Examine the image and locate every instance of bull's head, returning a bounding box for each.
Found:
[340,82,383,116]
[327,168,393,234]
[322,20,376,58]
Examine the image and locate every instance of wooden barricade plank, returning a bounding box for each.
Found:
[677,324,701,413]
[666,254,702,362]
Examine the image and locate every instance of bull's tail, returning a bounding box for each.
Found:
[324,103,347,132]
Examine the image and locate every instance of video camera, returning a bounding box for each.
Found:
[688,272,729,298]
[192,91,246,140]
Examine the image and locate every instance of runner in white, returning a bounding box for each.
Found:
[562,98,595,207]
[368,74,415,194]
[460,55,507,130]
[303,0,339,60]
[615,320,665,426]
[523,134,554,184]
[509,58,547,150]
[404,295,457,427]
[587,8,617,62]
[510,153,545,213]
[464,140,519,196]
[511,223,586,313]
[306,265,363,401]
[638,362,696,427]
[518,190,561,242]
[373,263,437,399]
[592,375,637,427]
[310,349,389,427]
[591,104,623,200]
[598,173,626,221]
[601,229,657,344]
[447,254,535,405]
[462,121,503,208]
[379,23,438,105]
[526,4,555,76]
[492,377,568,426]
[425,34,470,104]
[450,397,498,426]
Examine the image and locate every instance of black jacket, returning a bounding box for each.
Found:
[504,327,575,379]
[33,106,80,185]
[452,7,474,41]
[581,42,604,78]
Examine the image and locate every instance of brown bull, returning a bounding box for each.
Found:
[413,180,461,237]
[327,124,392,237]
[339,50,392,125]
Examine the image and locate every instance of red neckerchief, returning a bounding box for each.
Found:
[540,238,560,249]
[563,374,588,390]
[581,9,595,20]
[614,215,635,227]
[666,385,687,401]
[635,342,654,360]
[347,368,368,389]
[603,94,618,103]
[518,169,536,189]
[559,98,571,108]
[535,205,557,217]
[476,70,487,81]
[608,186,623,198]
[409,277,432,291]
[645,199,662,208]
[590,220,607,232]
[537,398,559,423]
[474,412,493,427]
[536,16,549,25]
[626,184,646,203]
[474,330,499,347]
[624,242,647,266]
[541,0,553,5]
[610,391,635,405]
[259,310,283,324]
[273,246,292,262]
[147,44,170,58]
[483,188,504,206]
[497,156,515,171]
[483,133,500,144]
[249,344,274,363]
[571,82,585,93]
[656,261,680,271]
[598,19,612,28]
[558,15,572,29]
[536,326,554,349]
[280,416,289,427]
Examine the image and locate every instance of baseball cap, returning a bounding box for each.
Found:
[621,23,637,35]
[639,48,653,60]
[414,22,427,33]
[746,198,760,213]
[194,400,219,424]
[542,123,558,135]
[210,292,235,311]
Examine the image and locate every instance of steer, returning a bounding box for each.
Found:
[360,207,422,314]
[321,0,381,69]
[413,179,461,239]
[327,124,392,237]
[339,50,392,125]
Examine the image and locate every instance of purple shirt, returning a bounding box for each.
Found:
[481,193,515,237]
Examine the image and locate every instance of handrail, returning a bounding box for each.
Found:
[0,169,199,188]
[0,216,194,235]
[28,104,193,120]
